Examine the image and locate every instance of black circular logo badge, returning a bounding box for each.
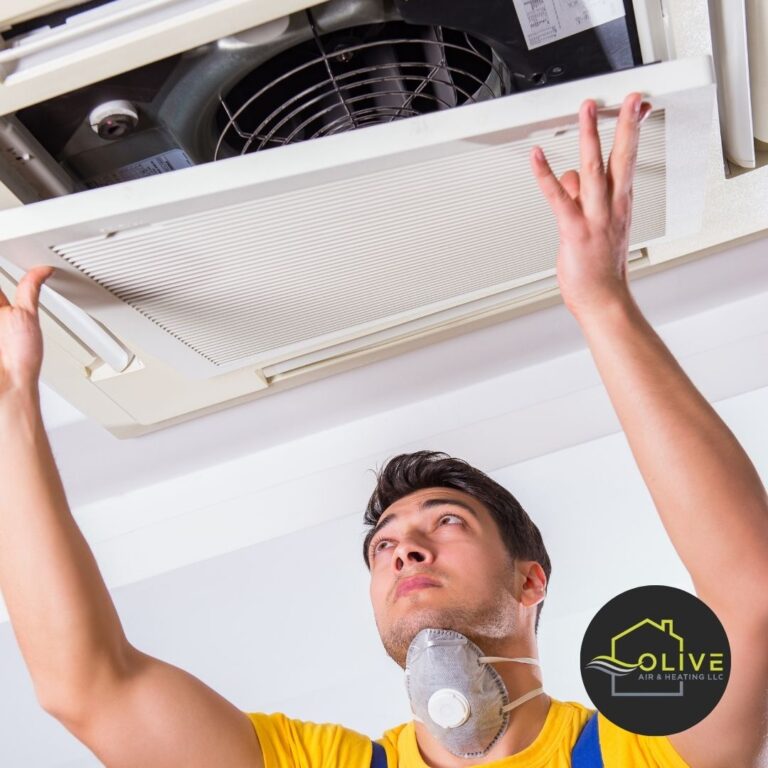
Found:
[580,585,730,735]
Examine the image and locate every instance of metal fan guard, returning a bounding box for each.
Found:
[214,22,511,158]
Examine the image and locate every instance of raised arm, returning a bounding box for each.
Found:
[0,268,263,767]
[531,94,768,768]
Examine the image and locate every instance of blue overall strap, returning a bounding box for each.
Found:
[370,740,388,768]
[571,711,603,768]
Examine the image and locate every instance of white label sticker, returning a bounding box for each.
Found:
[86,149,194,188]
[511,0,626,50]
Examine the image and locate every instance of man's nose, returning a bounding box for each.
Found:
[392,535,434,571]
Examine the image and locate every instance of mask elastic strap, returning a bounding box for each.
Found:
[479,656,540,666]
[501,686,546,713]
[480,657,545,714]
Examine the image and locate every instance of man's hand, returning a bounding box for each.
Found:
[0,265,54,396]
[530,92,652,317]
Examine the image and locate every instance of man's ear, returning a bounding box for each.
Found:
[519,561,547,608]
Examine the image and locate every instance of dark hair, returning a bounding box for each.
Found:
[362,450,552,633]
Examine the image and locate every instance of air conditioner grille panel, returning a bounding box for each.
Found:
[52,113,666,368]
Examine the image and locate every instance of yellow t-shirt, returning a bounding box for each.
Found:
[246,698,691,767]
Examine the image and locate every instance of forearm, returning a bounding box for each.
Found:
[576,293,768,615]
[0,387,131,713]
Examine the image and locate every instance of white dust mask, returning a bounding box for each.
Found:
[404,628,545,759]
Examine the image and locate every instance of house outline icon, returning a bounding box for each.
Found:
[610,618,685,697]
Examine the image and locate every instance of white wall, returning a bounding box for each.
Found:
[1,379,766,766]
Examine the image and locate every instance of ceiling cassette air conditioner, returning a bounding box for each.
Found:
[0,0,716,437]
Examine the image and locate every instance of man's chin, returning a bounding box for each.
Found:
[380,608,468,668]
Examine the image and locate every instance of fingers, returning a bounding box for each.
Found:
[559,169,580,200]
[15,266,54,315]
[579,98,608,219]
[607,92,649,203]
[530,146,582,230]
[532,93,649,230]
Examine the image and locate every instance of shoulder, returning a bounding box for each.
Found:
[558,699,595,722]
[553,702,691,766]
[597,713,692,768]
[245,711,374,768]
[374,720,412,765]
[377,720,410,745]
[550,699,596,747]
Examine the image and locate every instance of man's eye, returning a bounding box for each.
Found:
[371,539,391,556]
[370,514,463,558]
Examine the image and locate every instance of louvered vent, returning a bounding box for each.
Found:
[51,112,665,376]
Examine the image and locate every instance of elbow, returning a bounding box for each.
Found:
[35,658,130,728]
[36,683,91,727]
[36,642,136,725]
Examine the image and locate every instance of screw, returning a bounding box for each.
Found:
[333,46,353,64]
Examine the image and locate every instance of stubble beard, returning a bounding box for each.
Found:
[379,586,519,669]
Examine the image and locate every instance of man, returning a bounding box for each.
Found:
[0,92,766,767]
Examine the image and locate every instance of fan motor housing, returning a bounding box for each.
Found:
[9,0,643,194]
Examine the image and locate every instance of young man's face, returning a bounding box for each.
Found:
[367,486,544,667]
